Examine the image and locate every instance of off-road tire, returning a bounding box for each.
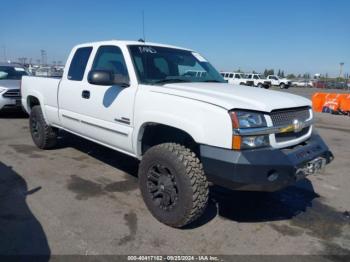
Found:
[138,143,209,228]
[29,106,58,149]
[258,83,263,88]
[280,83,286,89]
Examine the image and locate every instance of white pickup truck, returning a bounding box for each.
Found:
[245,73,272,89]
[21,40,333,228]
[267,75,292,89]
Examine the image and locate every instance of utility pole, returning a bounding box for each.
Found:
[41,50,47,66]
[2,45,7,62]
[339,62,344,78]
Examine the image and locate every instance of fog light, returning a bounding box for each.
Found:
[241,135,269,149]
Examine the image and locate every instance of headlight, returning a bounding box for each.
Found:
[229,110,267,128]
[230,110,269,150]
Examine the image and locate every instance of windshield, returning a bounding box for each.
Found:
[128,45,225,84]
[0,66,28,80]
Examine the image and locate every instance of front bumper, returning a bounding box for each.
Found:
[200,133,333,192]
[0,97,22,111]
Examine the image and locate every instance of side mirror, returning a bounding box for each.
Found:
[88,70,114,85]
[88,70,130,87]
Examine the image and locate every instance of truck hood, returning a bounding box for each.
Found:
[149,82,311,112]
[0,80,20,90]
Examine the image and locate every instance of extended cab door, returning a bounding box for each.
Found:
[58,44,137,154]
[269,76,278,85]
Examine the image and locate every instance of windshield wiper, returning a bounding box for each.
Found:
[152,78,191,85]
[202,80,223,83]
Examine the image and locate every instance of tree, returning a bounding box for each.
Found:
[281,71,285,78]
[287,74,296,79]
[263,69,268,77]
[277,69,281,77]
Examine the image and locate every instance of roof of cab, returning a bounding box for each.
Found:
[73,40,194,52]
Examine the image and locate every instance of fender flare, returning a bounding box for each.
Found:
[26,91,50,124]
[133,114,206,158]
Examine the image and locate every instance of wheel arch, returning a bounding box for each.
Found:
[135,122,201,158]
[26,92,49,123]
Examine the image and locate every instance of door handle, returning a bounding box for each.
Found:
[82,90,90,99]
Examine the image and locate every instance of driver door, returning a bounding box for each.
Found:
[79,45,137,153]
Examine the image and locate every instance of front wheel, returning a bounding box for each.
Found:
[280,83,286,89]
[138,143,209,228]
[258,83,263,88]
[29,106,58,149]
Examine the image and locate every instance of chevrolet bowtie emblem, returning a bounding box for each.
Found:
[279,119,304,133]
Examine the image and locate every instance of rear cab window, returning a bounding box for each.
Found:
[68,47,93,81]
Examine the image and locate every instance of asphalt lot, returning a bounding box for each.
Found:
[0,87,350,257]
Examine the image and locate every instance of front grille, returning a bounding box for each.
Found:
[2,89,21,99]
[275,127,310,142]
[270,107,310,127]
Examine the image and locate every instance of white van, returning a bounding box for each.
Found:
[220,72,247,85]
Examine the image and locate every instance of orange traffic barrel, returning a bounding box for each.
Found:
[322,93,344,112]
[340,94,350,112]
[312,93,327,112]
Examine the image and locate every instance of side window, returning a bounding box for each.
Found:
[68,47,93,81]
[92,45,129,80]
[229,73,234,78]
[225,73,229,78]
[253,75,259,79]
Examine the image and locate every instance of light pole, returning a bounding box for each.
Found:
[2,45,6,62]
[339,62,344,78]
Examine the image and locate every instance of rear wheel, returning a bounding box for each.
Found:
[30,106,58,149]
[258,83,263,88]
[138,143,209,228]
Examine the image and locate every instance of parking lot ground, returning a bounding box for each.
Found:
[0,87,350,256]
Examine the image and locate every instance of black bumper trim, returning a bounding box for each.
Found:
[200,133,333,192]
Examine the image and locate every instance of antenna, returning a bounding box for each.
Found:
[142,10,146,42]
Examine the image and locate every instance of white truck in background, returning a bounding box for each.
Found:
[245,73,271,89]
[267,75,292,89]
[21,40,333,228]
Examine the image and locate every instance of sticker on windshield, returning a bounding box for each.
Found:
[139,46,157,54]
[192,52,207,62]
[15,67,25,72]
